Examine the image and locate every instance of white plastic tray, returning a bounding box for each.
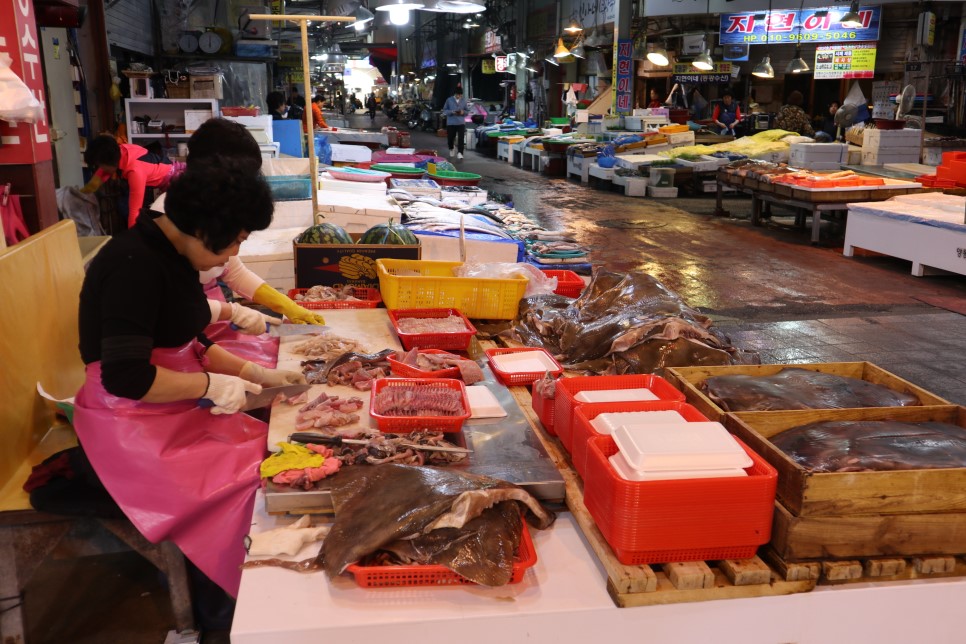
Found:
[489,350,559,375]
[574,388,659,403]
[612,421,753,471]
[589,410,688,435]
[608,452,747,482]
[465,386,506,419]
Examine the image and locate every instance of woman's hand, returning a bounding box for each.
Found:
[230,303,281,335]
[240,362,307,387]
[204,373,262,414]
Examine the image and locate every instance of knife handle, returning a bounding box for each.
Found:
[199,398,215,408]
[230,322,271,333]
[290,432,341,446]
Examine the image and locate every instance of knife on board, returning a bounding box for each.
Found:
[199,383,312,411]
[288,432,472,454]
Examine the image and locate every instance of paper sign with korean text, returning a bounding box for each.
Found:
[814,43,876,79]
[719,6,881,45]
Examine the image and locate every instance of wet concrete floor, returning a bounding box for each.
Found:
[20,112,966,644]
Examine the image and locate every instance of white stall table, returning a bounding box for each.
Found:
[844,194,966,276]
[566,155,592,182]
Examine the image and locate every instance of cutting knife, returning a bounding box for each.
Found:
[288,432,472,454]
[200,383,312,411]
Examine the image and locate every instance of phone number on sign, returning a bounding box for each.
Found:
[741,32,858,43]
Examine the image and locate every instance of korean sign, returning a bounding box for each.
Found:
[0,0,52,164]
[719,6,881,45]
[672,62,732,84]
[813,43,877,79]
[613,38,633,115]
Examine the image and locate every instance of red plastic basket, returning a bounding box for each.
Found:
[369,377,470,433]
[485,348,563,386]
[345,521,536,588]
[583,434,776,565]
[553,375,686,453]
[287,287,382,310]
[531,382,556,435]
[570,401,709,479]
[387,308,477,351]
[541,269,584,298]
[387,349,462,379]
[221,106,260,117]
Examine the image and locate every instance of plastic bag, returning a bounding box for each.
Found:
[0,53,44,123]
[454,261,557,297]
[314,133,332,165]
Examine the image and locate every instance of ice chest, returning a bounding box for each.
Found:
[294,233,420,290]
[583,434,777,565]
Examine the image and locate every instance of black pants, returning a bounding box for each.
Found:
[447,124,466,153]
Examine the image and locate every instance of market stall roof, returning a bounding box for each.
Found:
[368,47,397,87]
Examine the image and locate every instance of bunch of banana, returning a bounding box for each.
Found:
[339,253,377,280]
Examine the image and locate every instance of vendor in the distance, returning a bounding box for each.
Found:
[712,91,741,135]
[305,94,330,132]
[647,89,663,109]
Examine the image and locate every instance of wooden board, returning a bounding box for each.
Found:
[763,547,966,586]
[503,368,816,607]
[664,362,950,423]
[770,499,966,559]
[724,406,966,517]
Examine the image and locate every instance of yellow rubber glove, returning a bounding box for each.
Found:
[253,283,326,326]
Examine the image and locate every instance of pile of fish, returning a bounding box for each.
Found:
[396,314,468,334]
[772,421,966,472]
[322,465,556,585]
[327,431,468,466]
[502,268,758,375]
[294,284,365,303]
[295,391,364,431]
[701,368,921,412]
[372,383,466,417]
[392,348,485,384]
[291,332,365,360]
[302,349,393,388]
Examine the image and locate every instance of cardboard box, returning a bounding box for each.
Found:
[329,143,372,163]
[189,74,223,99]
[294,233,420,289]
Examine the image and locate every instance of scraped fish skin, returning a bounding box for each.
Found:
[320,464,554,579]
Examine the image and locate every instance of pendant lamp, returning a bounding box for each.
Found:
[647,41,670,67]
[785,0,810,73]
[692,0,715,71]
[553,37,571,58]
[564,18,583,34]
[840,1,862,29]
[570,38,587,59]
[752,0,775,78]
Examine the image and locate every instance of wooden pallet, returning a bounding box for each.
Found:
[505,381,817,607]
[762,548,966,586]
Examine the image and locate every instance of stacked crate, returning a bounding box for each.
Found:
[861,129,921,165]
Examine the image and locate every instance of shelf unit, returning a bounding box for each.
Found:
[125,98,219,144]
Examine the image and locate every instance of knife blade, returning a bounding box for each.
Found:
[240,383,313,411]
[289,432,472,454]
[275,323,329,337]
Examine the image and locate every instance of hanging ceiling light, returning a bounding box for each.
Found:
[570,38,586,59]
[564,18,583,34]
[553,37,571,58]
[544,55,559,67]
[692,45,714,71]
[840,1,862,29]
[646,41,669,67]
[376,1,425,26]
[786,48,810,73]
[753,55,774,78]
[433,1,486,12]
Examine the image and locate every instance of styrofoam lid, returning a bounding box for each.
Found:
[465,385,506,419]
[574,388,659,403]
[489,350,558,374]
[612,421,753,471]
[590,410,688,435]
[608,452,748,482]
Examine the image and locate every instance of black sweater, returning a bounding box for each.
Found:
[78,211,211,399]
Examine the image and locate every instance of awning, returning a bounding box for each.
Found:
[368,47,397,85]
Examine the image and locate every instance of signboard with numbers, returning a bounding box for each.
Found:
[814,43,877,79]
[613,38,633,115]
[0,0,52,164]
[719,6,881,45]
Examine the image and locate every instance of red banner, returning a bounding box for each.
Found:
[0,0,52,164]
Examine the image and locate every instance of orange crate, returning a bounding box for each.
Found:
[345,521,537,587]
[553,375,685,453]
[540,269,584,298]
[485,348,563,387]
[583,435,776,565]
[531,382,556,435]
[570,401,709,478]
[387,348,461,379]
[369,378,470,433]
[387,308,477,351]
[288,287,382,310]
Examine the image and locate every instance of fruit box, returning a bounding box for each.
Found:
[294,232,420,290]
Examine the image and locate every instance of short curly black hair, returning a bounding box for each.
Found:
[164,156,273,253]
[267,91,286,113]
[84,134,121,169]
[187,118,262,174]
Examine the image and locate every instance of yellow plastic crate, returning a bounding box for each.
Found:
[658,124,689,134]
[376,259,528,320]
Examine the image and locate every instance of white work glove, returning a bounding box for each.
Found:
[204,373,262,415]
[229,302,282,335]
[240,361,307,387]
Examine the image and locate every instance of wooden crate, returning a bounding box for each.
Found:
[762,547,966,585]
[770,498,966,560]
[770,182,793,197]
[665,362,949,422]
[724,406,966,517]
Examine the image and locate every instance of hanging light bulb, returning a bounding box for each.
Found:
[570,38,586,59]
[840,1,862,29]
[692,47,714,71]
[753,55,775,78]
[350,4,375,28]
[544,55,559,67]
[375,1,425,27]
[647,41,670,67]
[553,37,571,58]
[786,45,810,73]
[564,18,583,34]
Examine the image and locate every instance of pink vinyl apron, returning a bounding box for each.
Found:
[202,279,280,368]
[73,340,268,596]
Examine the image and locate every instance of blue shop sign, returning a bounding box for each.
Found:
[719,6,881,45]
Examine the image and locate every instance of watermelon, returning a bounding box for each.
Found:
[297,222,353,244]
[358,219,419,246]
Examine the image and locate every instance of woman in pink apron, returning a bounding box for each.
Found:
[73,159,303,599]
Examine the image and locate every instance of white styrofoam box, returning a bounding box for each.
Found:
[496,140,511,161]
[667,131,695,146]
[753,150,790,163]
[440,186,487,206]
[413,231,521,264]
[223,114,273,143]
[861,150,920,165]
[625,177,648,197]
[609,451,747,482]
[647,186,679,198]
[259,142,280,158]
[862,128,922,148]
[389,178,441,198]
[847,144,863,165]
[675,155,723,172]
[316,192,401,223]
[591,410,688,435]
[270,199,314,230]
[319,175,388,195]
[624,116,644,131]
[612,174,628,187]
[615,154,666,170]
[612,421,752,471]
[790,142,847,164]
[588,164,615,181]
[575,388,659,404]
[793,161,846,171]
[237,225,303,292]
[329,143,372,163]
